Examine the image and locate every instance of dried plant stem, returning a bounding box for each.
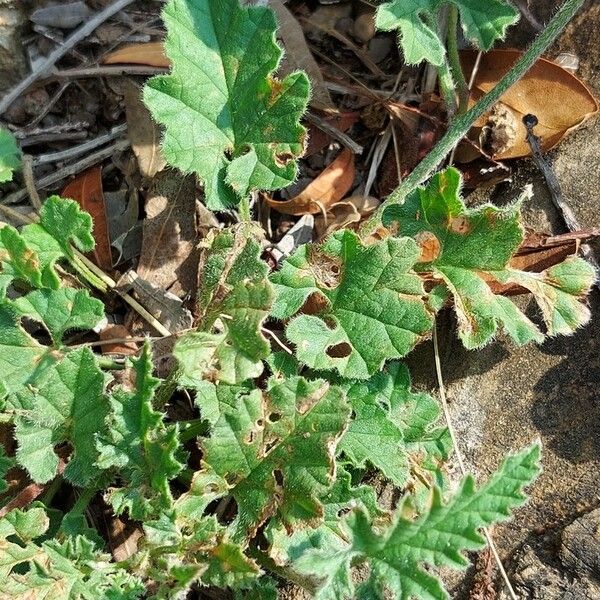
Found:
[433,323,517,600]
[361,0,587,235]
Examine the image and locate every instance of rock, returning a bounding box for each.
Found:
[353,12,375,43]
[30,1,90,30]
[368,36,393,64]
[560,509,600,579]
[0,0,28,91]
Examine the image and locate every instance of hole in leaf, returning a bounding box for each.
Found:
[299,291,329,315]
[350,410,357,420]
[267,412,281,423]
[326,342,352,358]
[323,316,337,330]
[273,469,284,487]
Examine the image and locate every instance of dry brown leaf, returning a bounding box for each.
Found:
[138,171,202,297]
[314,195,379,239]
[121,79,167,179]
[103,41,170,68]
[462,49,598,159]
[266,148,355,216]
[62,166,113,271]
[99,324,139,356]
[306,111,360,156]
[269,0,333,110]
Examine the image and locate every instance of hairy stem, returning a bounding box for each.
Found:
[360,0,585,235]
[238,195,252,222]
[446,5,470,112]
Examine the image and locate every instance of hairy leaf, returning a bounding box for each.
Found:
[96,344,185,520]
[376,0,519,66]
[0,507,144,599]
[0,196,94,295]
[7,347,108,485]
[340,362,449,487]
[144,0,310,209]
[297,443,541,600]
[0,128,21,183]
[175,226,273,385]
[383,168,595,348]
[199,376,351,541]
[271,230,433,378]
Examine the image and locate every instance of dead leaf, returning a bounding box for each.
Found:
[138,171,203,297]
[462,49,598,159]
[269,0,333,110]
[103,41,170,68]
[265,148,355,215]
[99,324,139,356]
[314,195,379,240]
[62,166,113,271]
[122,79,167,179]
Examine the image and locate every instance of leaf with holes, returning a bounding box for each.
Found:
[296,443,541,600]
[96,344,185,520]
[175,226,273,385]
[143,0,310,209]
[199,376,350,542]
[0,128,21,183]
[375,0,519,66]
[383,168,595,349]
[340,362,449,487]
[271,230,433,379]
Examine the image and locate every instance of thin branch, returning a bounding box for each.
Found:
[0,0,137,114]
[304,111,363,155]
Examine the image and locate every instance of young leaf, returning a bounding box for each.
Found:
[0,196,94,294]
[340,362,449,487]
[143,0,310,210]
[271,230,433,379]
[7,347,108,485]
[175,226,274,385]
[376,0,519,66]
[0,507,144,599]
[199,376,351,541]
[0,128,21,183]
[383,168,595,348]
[296,443,542,600]
[96,344,185,520]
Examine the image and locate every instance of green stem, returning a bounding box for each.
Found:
[446,5,469,112]
[96,356,125,370]
[70,253,109,293]
[360,0,585,235]
[179,418,210,443]
[68,486,97,517]
[39,475,63,506]
[238,195,252,222]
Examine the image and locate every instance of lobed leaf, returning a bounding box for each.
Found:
[376,0,519,66]
[96,344,185,520]
[297,443,541,600]
[383,168,595,348]
[143,0,310,210]
[271,230,433,379]
[198,376,351,542]
[175,226,274,385]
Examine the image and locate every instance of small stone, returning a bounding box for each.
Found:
[30,1,91,30]
[368,36,393,63]
[353,12,375,43]
[560,508,600,577]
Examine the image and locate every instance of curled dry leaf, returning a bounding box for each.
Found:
[265,148,355,216]
[461,49,598,159]
[62,166,113,271]
[103,41,170,68]
[314,195,379,240]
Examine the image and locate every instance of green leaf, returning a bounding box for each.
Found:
[0,446,13,494]
[0,128,21,183]
[7,347,108,485]
[96,344,185,520]
[0,196,94,294]
[143,0,310,210]
[12,288,105,346]
[383,168,595,348]
[200,376,351,541]
[340,362,449,487]
[375,0,519,66]
[175,226,274,385]
[271,230,433,378]
[0,508,144,599]
[297,443,541,600]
